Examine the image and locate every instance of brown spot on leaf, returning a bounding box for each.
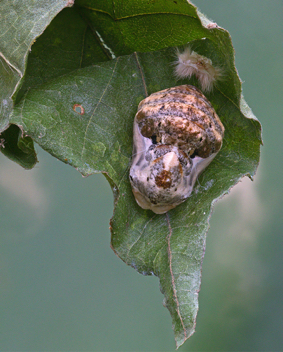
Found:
[73,104,85,115]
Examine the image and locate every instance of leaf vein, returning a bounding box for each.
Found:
[126,215,157,259]
[80,58,119,158]
[166,213,187,342]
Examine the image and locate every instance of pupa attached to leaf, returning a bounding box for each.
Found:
[129,85,225,214]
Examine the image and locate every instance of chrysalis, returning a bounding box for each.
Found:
[130,85,225,214]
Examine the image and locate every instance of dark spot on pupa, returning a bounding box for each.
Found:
[151,135,157,144]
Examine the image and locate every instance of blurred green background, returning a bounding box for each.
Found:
[1,1,282,350]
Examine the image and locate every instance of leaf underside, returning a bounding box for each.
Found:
[0,0,262,347]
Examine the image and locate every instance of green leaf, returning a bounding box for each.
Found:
[0,0,74,128]
[0,0,75,163]
[1,0,262,348]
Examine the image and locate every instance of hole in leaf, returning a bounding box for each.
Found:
[73,104,85,115]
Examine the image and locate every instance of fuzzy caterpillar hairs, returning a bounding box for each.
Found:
[174,47,222,92]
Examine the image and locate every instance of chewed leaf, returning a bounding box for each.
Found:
[1,0,262,348]
[10,45,261,347]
